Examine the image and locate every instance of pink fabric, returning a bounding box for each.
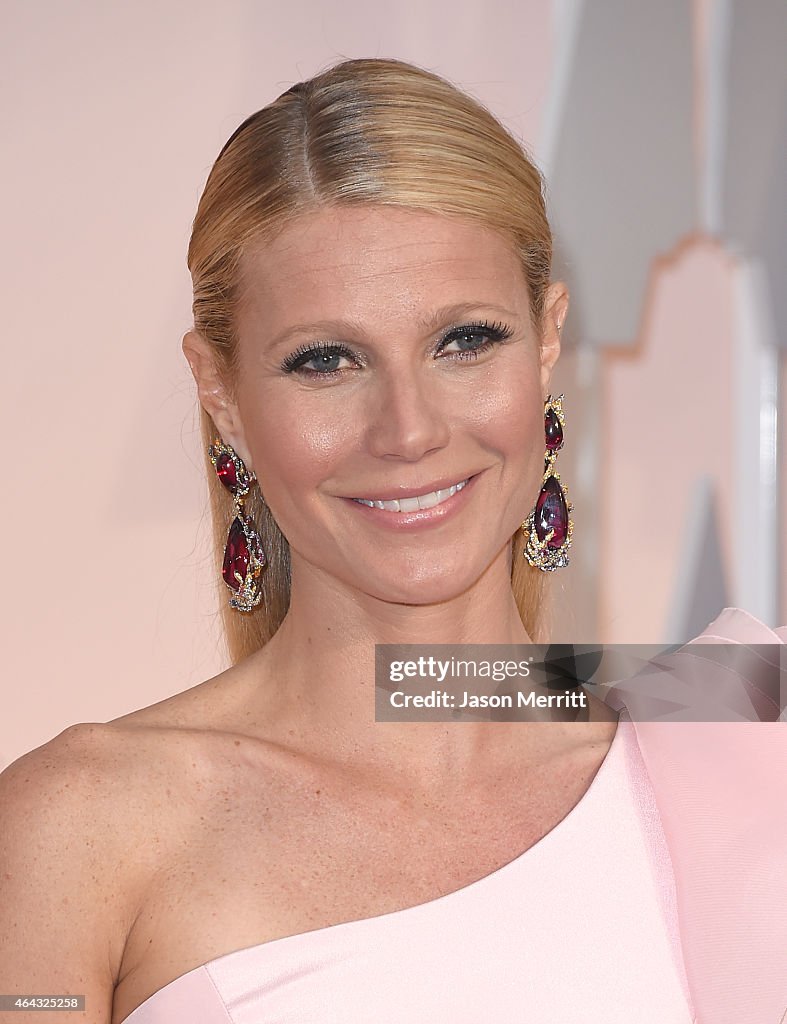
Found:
[122,715,694,1022]
[626,607,787,1024]
[119,607,786,1023]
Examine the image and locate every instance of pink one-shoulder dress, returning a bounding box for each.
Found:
[120,608,787,1023]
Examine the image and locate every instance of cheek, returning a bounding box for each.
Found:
[464,369,545,462]
[240,388,358,490]
[237,356,544,493]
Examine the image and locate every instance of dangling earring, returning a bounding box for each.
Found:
[207,439,266,611]
[522,393,574,571]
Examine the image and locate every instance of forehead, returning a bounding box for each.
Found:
[238,205,528,323]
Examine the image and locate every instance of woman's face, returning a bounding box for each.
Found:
[201,204,566,605]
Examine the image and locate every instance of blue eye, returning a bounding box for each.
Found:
[280,319,514,378]
[437,320,514,360]
[281,341,356,376]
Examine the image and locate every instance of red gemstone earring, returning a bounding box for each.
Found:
[207,439,266,611]
[522,393,574,571]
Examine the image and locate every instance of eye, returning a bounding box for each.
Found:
[280,341,358,377]
[437,320,514,361]
[279,318,515,379]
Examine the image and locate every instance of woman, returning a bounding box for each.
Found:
[1,57,785,1024]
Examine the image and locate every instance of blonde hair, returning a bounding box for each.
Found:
[187,57,555,664]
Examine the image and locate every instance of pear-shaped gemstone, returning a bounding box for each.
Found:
[535,474,568,549]
[222,517,250,590]
[215,452,239,493]
[545,408,564,452]
[215,451,250,495]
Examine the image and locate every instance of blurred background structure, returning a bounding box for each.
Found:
[1,0,784,765]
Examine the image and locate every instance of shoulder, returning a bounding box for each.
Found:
[0,720,229,1015]
[0,719,213,895]
[0,724,150,994]
[1,722,126,813]
[0,719,224,959]
[0,722,165,874]
[2,719,183,797]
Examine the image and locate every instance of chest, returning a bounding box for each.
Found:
[112,741,603,1023]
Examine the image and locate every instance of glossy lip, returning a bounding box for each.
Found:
[340,471,483,530]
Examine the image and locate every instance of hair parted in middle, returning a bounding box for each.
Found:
[187,56,557,664]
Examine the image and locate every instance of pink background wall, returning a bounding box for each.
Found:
[1,0,783,766]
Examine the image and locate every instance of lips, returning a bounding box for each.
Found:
[352,478,470,512]
[347,473,476,503]
[342,469,482,529]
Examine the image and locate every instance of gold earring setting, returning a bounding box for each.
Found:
[522,393,574,571]
[208,439,266,611]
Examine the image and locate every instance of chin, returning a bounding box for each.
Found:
[356,563,483,606]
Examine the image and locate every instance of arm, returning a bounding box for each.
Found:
[0,725,139,1023]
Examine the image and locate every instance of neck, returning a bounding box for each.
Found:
[232,545,568,782]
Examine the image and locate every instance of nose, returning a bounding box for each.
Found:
[364,364,452,461]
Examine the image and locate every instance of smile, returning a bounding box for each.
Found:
[351,478,470,512]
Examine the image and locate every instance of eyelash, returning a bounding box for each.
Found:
[280,320,515,378]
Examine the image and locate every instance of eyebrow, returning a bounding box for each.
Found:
[267,301,520,349]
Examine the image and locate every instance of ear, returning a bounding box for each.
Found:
[182,330,254,469]
[538,282,569,397]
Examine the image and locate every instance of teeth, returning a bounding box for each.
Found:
[352,478,469,512]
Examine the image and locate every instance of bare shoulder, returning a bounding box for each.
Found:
[0,721,172,898]
[1,719,188,808]
[0,715,224,903]
[0,721,137,829]
[0,724,161,1022]
[0,715,237,1009]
